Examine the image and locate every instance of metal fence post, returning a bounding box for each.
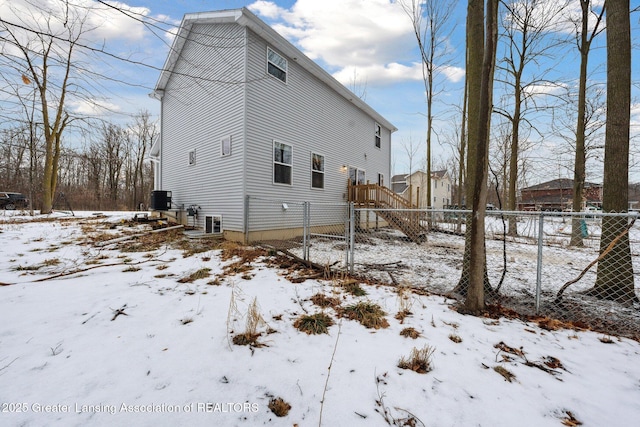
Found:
[302,201,308,261]
[349,203,355,274]
[535,212,545,313]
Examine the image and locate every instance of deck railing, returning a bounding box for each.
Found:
[347,183,426,242]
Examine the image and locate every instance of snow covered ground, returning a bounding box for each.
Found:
[1,210,640,426]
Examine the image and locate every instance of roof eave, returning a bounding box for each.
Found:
[153,8,397,133]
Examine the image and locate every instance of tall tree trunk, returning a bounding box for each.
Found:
[466,0,498,313]
[454,0,497,304]
[589,0,636,304]
[456,72,468,234]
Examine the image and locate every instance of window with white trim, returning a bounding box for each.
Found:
[348,166,366,185]
[267,47,287,83]
[311,153,324,189]
[205,215,222,234]
[374,123,381,148]
[221,136,231,157]
[273,140,292,185]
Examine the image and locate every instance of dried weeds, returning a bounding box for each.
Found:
[309,293,341,309]
[268,397,291,417]
[400,327,420,339]
[398,345,435,374]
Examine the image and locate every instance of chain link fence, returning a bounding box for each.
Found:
[246,196,348,267]
[246,197,640,339]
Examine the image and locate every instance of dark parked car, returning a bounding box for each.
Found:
[0,192,29,210]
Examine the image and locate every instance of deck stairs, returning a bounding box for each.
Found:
[348,183,427,243]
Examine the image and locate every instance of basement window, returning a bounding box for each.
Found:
[205,215,222,234]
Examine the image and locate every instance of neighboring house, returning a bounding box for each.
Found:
[151,8,396,241]
[518,178,602,211]
[391,170,452,209]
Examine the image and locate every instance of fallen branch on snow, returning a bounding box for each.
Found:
[555,217,636,302]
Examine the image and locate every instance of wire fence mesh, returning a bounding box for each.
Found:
[246,197,640,339]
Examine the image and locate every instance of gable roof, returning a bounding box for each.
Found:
[153,8,397,133]
[405,170,450,181]
[522,178,601,192]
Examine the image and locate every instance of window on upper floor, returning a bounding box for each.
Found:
[273,140,292,185]
[374,123,381,148]
[267,47,287,83]
[311,153,324,189]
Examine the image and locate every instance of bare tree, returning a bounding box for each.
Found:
[400,0,458,211]
[0,0,99,213]
[100,123,126,205]
[569,0,605,246]
[129,111,157,210]
[495,0,570,235]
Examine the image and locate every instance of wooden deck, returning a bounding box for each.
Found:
[348,183,427,243]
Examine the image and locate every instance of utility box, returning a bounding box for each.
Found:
[150,190,172,210]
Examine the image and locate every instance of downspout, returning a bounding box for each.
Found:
[242,25,249,244]
[149,89,164,191]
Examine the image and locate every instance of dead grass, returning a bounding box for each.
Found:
[232,297,269,348]
[293,313,334,335]
[400,327,420,339]
[268,397,291,417]
[177,268,212,283]
[395,309,412,323]
[561,410,582,426]
[449,334,463,343]
[212,244,268,281]
[494,365,516,382]
[309,293,341,309]
[341,301,389,329]
[342,280,367,296]
[232,332,264,347]
[398,345,435,374]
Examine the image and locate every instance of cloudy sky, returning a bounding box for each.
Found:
[1,0,639,182]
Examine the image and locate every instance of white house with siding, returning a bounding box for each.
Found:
[151,8,396,241]
[391,170,452,209]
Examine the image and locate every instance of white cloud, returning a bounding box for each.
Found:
[69,98,121,116]
[332,63,465,86]
[88,1,152,42]
[247,0,462,86]
[0,0,155,44]
[248,0,288,19]
[523,82,567,97]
